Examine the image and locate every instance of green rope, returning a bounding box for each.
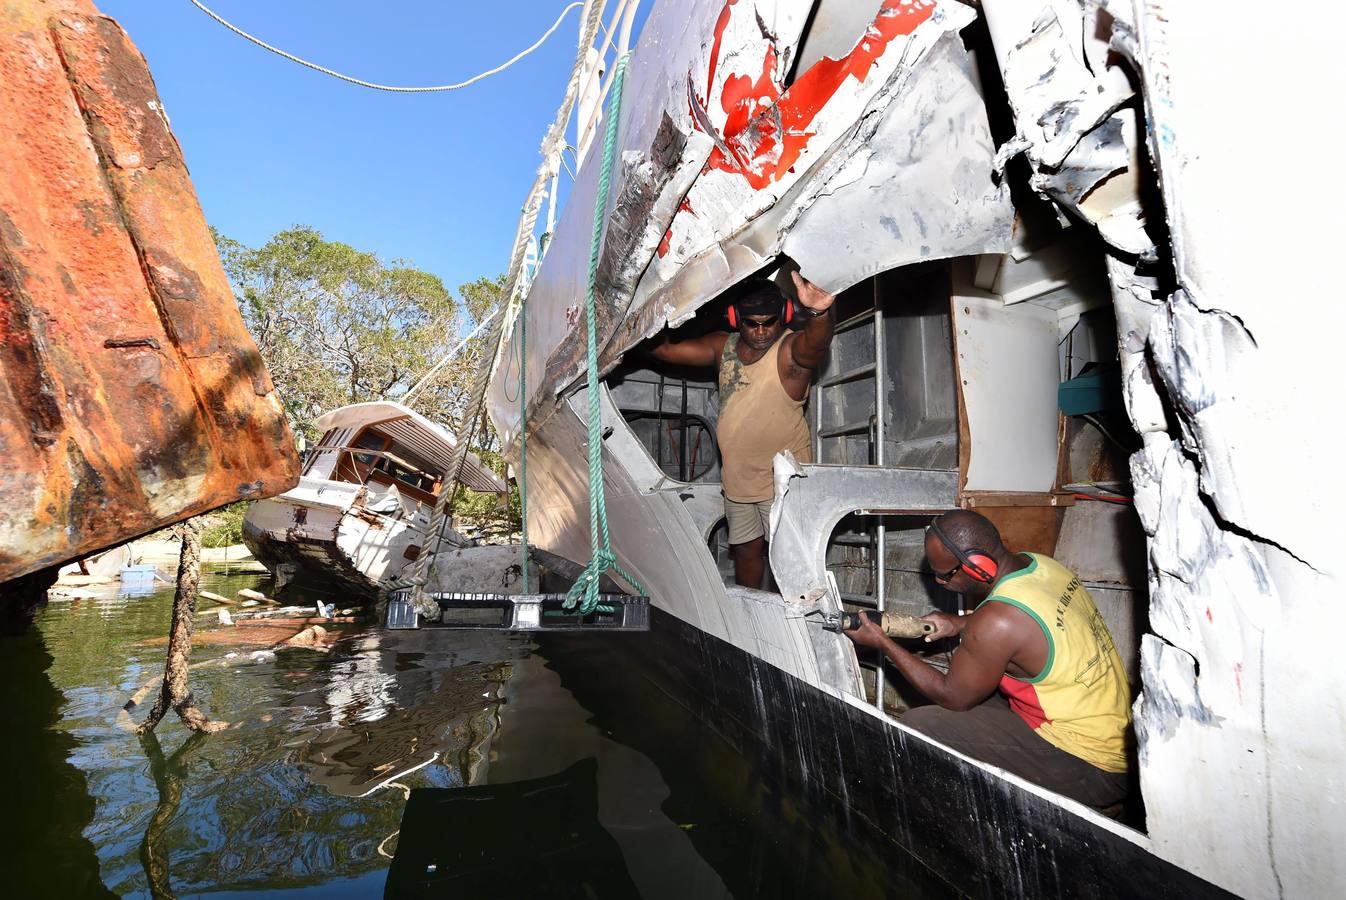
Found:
[518,292,529,592]
[564,52,646,614]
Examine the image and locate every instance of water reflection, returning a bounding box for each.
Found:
[18,569,949,898]
[139,730,207,900]
[0,627,115,899]
[31,574,534,895]
[295,634,513,797]
[386,758,642,899]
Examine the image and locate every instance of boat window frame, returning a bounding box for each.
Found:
[619,408,721,483]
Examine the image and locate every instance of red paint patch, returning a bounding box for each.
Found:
[1233,662,1244,704]
[657,197,698,258]
[706,0,738,98]
[721,43,779,138]
[692,0,938,190]
[1205,606,1213,623]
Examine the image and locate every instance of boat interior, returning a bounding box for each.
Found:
[306,421,449,521]
[606,217,1149,723]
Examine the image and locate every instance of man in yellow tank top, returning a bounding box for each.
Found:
[846,510,1132,810]
[647,270,836,588]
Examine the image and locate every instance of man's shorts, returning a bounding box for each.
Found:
[724,497,773,545]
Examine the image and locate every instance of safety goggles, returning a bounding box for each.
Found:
[932,562,962,584]
[741,316,779,331]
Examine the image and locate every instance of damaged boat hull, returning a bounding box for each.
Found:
[486,0,1346,895]
[549,606,1230,898]
[0,0,300,590]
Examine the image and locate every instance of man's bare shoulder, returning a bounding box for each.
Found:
[965,601,1035,642]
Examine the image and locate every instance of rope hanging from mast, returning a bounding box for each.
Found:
[519,281,531,591]
[381,1,607,615]
[563,51,646,615]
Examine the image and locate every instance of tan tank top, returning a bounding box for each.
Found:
[716,334,812,502]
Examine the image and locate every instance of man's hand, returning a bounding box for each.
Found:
[844,610,888,650]
[920,610,967,643]
[791,270,835,314]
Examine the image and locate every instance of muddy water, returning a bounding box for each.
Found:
[0,567,951,898]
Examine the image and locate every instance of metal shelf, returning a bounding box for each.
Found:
[834,308,875,334]
[820,362,877,389]
[829,533,873,546]
[839,591,879,607]
[818,420,871,439]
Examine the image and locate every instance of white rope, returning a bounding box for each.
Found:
[376,829,401,859]
[388,1,608,616]
[356,756,436,799]
[401,306,502,405]
[188,0,584,93]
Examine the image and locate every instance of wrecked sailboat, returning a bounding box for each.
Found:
[474,0,1345,896]
[242,401,505,596]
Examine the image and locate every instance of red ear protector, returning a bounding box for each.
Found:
[929,519,999,584]
[726,296,793,329]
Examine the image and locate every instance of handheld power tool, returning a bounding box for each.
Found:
[807,608,935,639]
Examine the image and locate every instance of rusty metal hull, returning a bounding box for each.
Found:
[0,0,300,584]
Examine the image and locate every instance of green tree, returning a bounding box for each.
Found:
[215,225,459,439]
[458,273,507,324]
[405,272,509,454]
[450,447,522,538]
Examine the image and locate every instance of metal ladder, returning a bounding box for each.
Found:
[811,280,892,709]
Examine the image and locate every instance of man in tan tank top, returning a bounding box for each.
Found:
[647,271,836,588]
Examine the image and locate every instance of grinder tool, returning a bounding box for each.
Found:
[807,608,935,639]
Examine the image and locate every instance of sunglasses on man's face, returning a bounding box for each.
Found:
[742,316,779,331]
[933,562,962,584]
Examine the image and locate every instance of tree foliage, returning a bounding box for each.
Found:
[201,502,248,548]
[216,226,504,442]
[450,448,523,540]
[410,273,510,454]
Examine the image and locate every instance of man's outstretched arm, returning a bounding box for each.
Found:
[783,271,836,372]
[645,331,726,368]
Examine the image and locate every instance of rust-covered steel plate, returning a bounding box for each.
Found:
[0,0,301,583]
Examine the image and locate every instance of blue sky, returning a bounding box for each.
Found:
[99,1,620,297]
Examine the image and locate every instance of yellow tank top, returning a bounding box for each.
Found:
[716,334,812,502]
[979,553,1131,773]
